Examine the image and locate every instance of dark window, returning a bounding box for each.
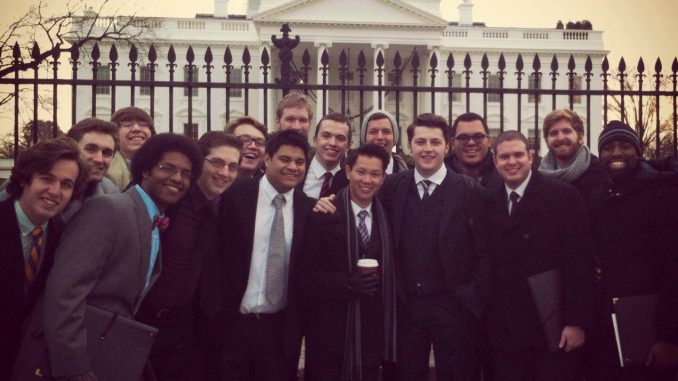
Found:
[184,67,199,97]
[140,66,152,96]
[488,74,501,103]
[183,123,198,140]
[95,66,110,95]
[528,75,541,103]
[228,68,242,98]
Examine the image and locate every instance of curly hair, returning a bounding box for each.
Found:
[130,133,203,186]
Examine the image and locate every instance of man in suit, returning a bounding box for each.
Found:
[379,113,490,381]
[0,138,86,379]
[275,93,313,137]
[106,106,156,191]
[299,144,396,381]
[359,110,409,174]
[445,112,497,187]
[217,130,314,381]
[300,112,350,199]
[43,133,202,381]
[485,130,594,381]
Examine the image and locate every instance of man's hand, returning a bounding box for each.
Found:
[558,326,585,352]
[645,341,678,369]
[313,194,337,214]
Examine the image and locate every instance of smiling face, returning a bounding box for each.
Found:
[409,125,448,178]
[346,155,385,209]
[198,145,240,200]
[233,124,266,176]
[365,117,395,152]
[494,139,533,189]
[118,120,153,160]
[600,139,639,180]
[77,131,116,183]
[545,119,582,165]
[313,119,350,170]
[19,159,79,226]
[264,144,307,193]
[276,107,311,136]
[140,151,192,211]
[452,119,490,168]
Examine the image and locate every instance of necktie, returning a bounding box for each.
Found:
[319,172,333,198]
[153,215,170,232]
[509,191,520,216]
[420,180,432,201]
[357,210,370,247]
[265,194,287,305]
[25,226,44,284]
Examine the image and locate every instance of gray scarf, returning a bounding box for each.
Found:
[539,145,591,183]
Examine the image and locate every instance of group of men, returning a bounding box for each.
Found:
[1,91,677,381]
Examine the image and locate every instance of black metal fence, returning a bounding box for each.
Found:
[1,23,676,159]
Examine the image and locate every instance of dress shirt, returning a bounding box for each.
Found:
[351,200,373,237]
[303,156,342,199]
[385,156,394,175]
[240,176,295,313]
[505,169,532,214]
[14,200,48,267]
[413,165,447,199]
[134,184,162,291]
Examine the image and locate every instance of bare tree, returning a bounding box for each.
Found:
[0,119,65,158]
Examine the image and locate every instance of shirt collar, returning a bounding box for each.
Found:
[385,156,394,174]
[504,169,532,200]
[414,164,447,186]
[260,175,295,204]
[134,184,162,220]
[14,200,48,237]
[310,156,342,179]
[350,200,372,218]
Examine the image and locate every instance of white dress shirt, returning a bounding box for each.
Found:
[240,176,295,313]
[413,165,447,199]
[351,200,373,237]
[303,156,342,199]
[505,169,532,215]
[385,157,394,175]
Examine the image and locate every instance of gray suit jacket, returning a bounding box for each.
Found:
[43,187,162,378]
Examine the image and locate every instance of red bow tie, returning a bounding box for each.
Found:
[152,215,170,232]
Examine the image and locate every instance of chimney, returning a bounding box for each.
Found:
[458,0,473,26]
[215,0,229,18]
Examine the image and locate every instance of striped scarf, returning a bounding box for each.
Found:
[340,188,397,381]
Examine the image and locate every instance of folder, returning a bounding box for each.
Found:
[611,293,658,367]
[527,268,563,352]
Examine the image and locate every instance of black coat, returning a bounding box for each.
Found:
[570,155,608,204]
[486,171,595,349]
[0,198,62,379]
[379,167,491,320]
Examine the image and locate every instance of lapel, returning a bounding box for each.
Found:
[392,171,414,249]
[289,188,312,272]
[239,179,261,272]
[436,170,463,251]
[0,198,24,297]
[126,188,156,306]
[501,171,545,231]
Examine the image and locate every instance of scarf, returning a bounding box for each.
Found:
[340,188,396,381]
[539,145,591,183]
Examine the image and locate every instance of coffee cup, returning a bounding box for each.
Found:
[356,258,379,276]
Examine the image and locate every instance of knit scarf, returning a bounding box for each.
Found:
[340,188,397,381]
[539,145,591,183]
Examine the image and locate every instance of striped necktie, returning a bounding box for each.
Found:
[420,179,432,201]
[25,226,44,284]
[265,194,287,305]
[357,210,370,247]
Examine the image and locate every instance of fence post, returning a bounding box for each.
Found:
[272,23,300,97]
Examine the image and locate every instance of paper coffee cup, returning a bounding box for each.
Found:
[357,259,379,275]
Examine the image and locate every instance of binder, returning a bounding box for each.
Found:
[611,293,658,367]
[527,268,563,352]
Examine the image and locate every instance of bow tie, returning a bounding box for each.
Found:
[152,215,170,232]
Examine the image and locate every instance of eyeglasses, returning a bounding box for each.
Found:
[157,163,193,179]
[454,133,488,143]
[237,135,266,148]
[205,157,239,172]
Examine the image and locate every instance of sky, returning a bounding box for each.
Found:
[0,0,676,131]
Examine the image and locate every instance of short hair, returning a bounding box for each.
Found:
[276,93,313,122]
[111,106,156,135]
[130,133,203,186]
[225,116,268,138]
[7,137,88,198]
[313,112,351,139]
[67,117,119,147]
[451,112,489,137]
[366,112,391,125]
[406,113,449,142]
[542,109,584,139]
[346,143,390,172]
[492,130,529,154]
[265,129,310,158]
[197,131,241,157]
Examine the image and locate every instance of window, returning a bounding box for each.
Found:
[228,68,242,98]
[451,75,462,102]
[487,74,501,103]
[183,66,199,97]
[386,72,401,102]
[95,65,110,95]
[570,75,582,104]
[140,66,152,96]
[528,75,541,103]
[183,123,198,140]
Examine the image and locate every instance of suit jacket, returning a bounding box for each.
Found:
[42,187,162,377]
[296,161,349,198]
[0,198,62,379]
[378,167,491,320]
[486,171,594,349]
[216,177,314,365]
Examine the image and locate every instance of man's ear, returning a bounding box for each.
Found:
[264,154,272,168]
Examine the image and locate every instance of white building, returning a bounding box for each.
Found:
[72,0,607,154]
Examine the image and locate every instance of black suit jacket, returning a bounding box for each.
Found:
[379,167,490,320]
[485,171,594,349]
[296,158,349,198]
[0,198,61,379]
[216,177,314,363]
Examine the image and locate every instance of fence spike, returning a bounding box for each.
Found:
[498,53,505,71]
[302,49,310,67]
[463,53,471,69]
[673,57,678,73]
[532,54,541,71]
[321,49,329,66]
[567,55,575,71]
[550,55,558,72]
[186,46,195,63]
[339,50,348,67]
[31,41,41,61]
[481,53,488,70]
[654,57,662,73]
[261,47,270,66]
[205,47,213,64]
[92,43,100,61]
[447,53,454,69]
[585,56,592,73]
[637,57,645,73]
[167,45,176,63]
[618,57,626,72]
[394,51,402,68]
[109,44,118,62]
[602,56,609,73]
[516,54,524,71]
[224,47,232,65]
[129,44,138,63]
[148,44,157,63]
[376,50,384,68]
[52,43,61,60]
[358,50,366,69]
[411,51,420,70]
[430,52,438,70]
[12,41,21,60]
[243,47,251,65]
